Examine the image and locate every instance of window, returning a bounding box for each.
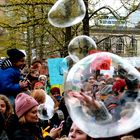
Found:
[116,37,124,54]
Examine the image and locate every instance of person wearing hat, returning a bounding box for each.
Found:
[50,87,62,102]
[0,48,28,103]
[34,81,45,90]
[10,93,63,140]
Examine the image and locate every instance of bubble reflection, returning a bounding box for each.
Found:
[68,35,97,62]
[48,0,86,28]
[37,94,54,120]
[64,52,140,138]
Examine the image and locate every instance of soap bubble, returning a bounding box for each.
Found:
[59,55,76,84]
[64,52,140,138]
[60,55,76,74]
[37,94,54,120]
[48,0,86,28]
[68,35,97,62]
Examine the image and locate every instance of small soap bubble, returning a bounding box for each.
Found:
[37,94,54,120]
[68,35,97,62]
[48,0,86,28]
[60,55,76,74]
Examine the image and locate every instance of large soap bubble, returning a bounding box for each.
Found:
[48,0,86,28]
[68,35,97,62]
[64,52,140,138]
[37,94,55,120]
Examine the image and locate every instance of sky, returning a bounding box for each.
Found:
[94,0,126,15]
[91,0,140,27]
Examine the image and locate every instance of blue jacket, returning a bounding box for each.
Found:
[0,67,22,98]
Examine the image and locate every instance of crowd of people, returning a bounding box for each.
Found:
[0,48,140,140]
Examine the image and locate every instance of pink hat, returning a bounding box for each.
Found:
[15,93,38,118]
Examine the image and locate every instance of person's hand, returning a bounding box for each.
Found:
[19,80,28,88]
[68,91,101,110]
[49,125,62,139]
[68,91,112,122]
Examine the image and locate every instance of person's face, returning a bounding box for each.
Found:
[40,78,46,85]
[14,57,26,69]
[0,99,6,114]
[32,63,42,71]
[25,106,39,123]
[88,76,95,85]
[31,71,39,78]
[68,123,87,140]
[98,81,106,90]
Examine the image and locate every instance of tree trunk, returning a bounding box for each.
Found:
[63,27,72,57]
[83,0,89,36]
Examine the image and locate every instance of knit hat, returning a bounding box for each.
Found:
[39,75,47,81]
[7,48,25,62]
[15,93,38,118]
[50,87,60,94]
[112,79,126,93]
[34,82,44,89]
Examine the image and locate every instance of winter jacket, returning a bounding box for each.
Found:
[5,114,54,140]
[0,112,9,140]
[0,58,12,69]
[0,130,9,140]
[0,67,22,98]
[12,123,54,140]
[5,114,19,140]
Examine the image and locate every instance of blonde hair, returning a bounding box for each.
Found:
[56,135,68,140]
[30,89,46,104]
[19,115,26,124]
[0,94,14,119]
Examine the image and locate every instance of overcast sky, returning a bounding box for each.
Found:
[92,0,140,27]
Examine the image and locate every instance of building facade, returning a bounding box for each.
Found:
[91,8,140,57]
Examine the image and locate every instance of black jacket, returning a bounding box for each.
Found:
[13,123,54,140]
[6,120,53,140]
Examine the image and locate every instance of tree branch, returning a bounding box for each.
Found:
[0,2,53,7]
[89,3,140,21]
[89,6,122,20]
